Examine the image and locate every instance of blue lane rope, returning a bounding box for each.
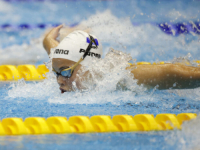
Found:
[0,22,200,35]
[157,22,200,36]
[0,23,78,30]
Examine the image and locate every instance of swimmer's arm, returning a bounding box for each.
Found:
[129,64,200,89]
[43,25,63,55]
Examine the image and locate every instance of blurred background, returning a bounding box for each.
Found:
[0,0,200,65]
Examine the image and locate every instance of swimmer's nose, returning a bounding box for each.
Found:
[57,75,73,92]
[57,75,66,86]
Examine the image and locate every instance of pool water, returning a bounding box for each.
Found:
[1,82,200,149]
[1,0,200,149]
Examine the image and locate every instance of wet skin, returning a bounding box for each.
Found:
[52,58,83,93]
[43,25,89,93]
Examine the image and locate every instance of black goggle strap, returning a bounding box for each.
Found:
[82,35,98,60]
[52,35,97,75]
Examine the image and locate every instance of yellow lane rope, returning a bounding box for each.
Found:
[0,61,200,81]
[0,113,197,135]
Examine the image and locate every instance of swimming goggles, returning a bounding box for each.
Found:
[53,35,98,78]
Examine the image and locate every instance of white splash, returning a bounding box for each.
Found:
[166,115,200,150]
[5,10,200,105]
[0,36,48,65]
[7,72,60,100]
[168,88,200,101]
[56,10,200,62]
[7,49,147,104]
[0,10,200,64]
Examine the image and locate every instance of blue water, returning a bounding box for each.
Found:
[0,131,178,150]
[2,85,200,118]
[1,81,200,149]
[1,0,200,150]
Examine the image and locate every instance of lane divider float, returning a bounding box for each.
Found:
[0,64,48,81]
[0,113,197,135]
[0,23,78,31]
[1,22,200,36]
[0,61,200,81]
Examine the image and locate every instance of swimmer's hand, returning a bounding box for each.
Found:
[43,24,63,55]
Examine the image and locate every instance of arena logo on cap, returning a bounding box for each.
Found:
[54,49,69,55]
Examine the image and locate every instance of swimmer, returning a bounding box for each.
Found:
[43,25,200,92]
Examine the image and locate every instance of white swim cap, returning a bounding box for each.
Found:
[52,30,103,66]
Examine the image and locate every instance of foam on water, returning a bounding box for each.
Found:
[7,48,200,106]
[79,10,200,61]
[1,10,200,64]
[0,36,48,65]
[5,10,200,105]
[2,3,200,148]
[7,49,148,104]
[165,115,200,150]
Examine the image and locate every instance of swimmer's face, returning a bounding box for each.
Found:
[52,58,83,93]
